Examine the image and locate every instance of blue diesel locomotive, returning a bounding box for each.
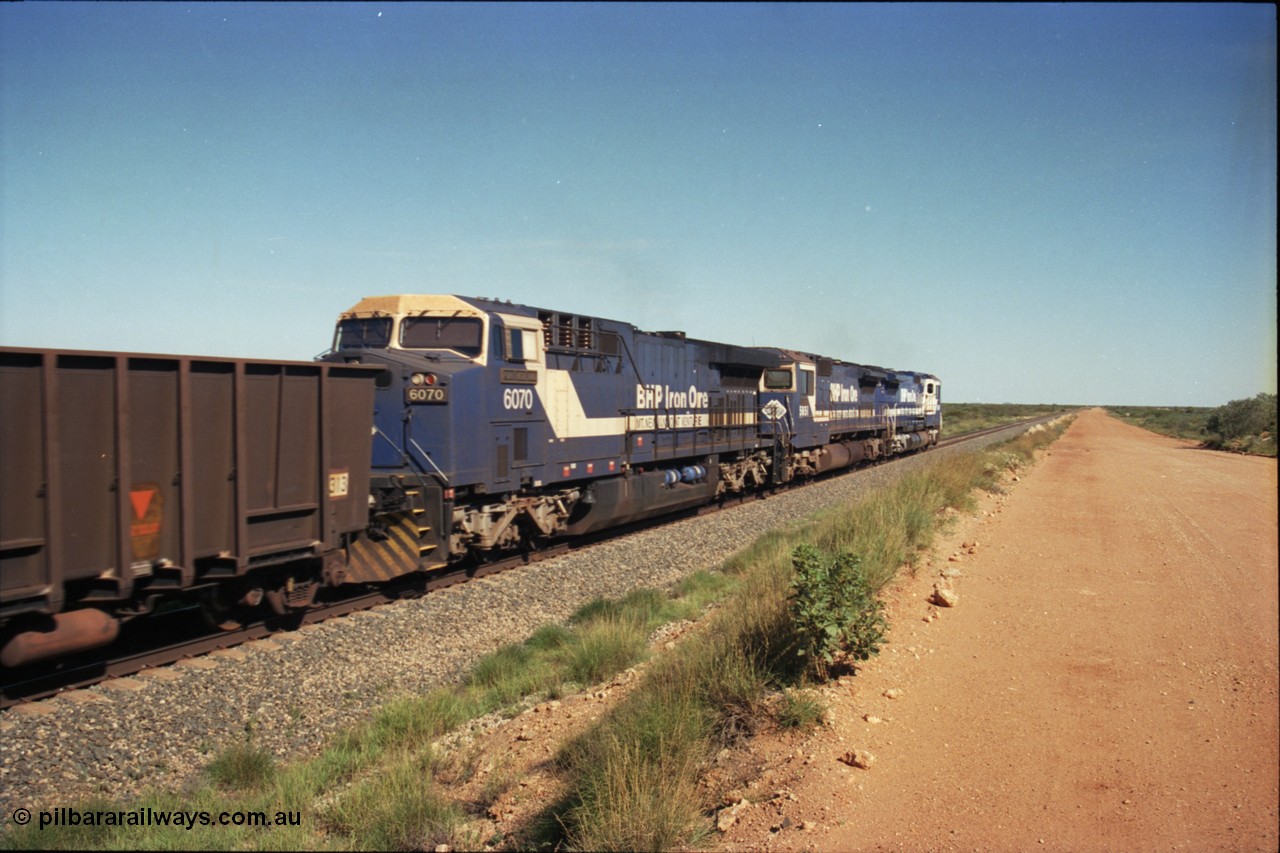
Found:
[323,295,941,583]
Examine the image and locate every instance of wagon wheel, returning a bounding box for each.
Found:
[198,586,243,632]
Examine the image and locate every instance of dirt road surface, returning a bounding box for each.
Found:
[722,409,1278,852]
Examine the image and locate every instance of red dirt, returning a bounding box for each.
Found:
[718,409,1279,852]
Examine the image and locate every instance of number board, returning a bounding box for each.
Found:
[406,387,448,404]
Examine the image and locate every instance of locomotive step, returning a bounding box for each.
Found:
[404,488,427,516]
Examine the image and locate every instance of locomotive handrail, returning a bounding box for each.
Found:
[369,424,450,487]
[409,438,450,485]
[614,331,644,385]
[372,424,407,459]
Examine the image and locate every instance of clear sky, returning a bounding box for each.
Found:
[1,3,1275,406]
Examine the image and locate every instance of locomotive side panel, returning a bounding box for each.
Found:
[535,314,632,484]
[625,332,776,468]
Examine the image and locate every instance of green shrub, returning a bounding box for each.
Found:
[788,544,887,680]
[1110,397,1276,457]
[1206,393,1276,440]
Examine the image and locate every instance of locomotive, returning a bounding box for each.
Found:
[324,295,941,580]
[0,295,939,670]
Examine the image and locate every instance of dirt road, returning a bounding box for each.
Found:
[722,409,1278,852]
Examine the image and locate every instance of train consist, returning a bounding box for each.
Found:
[0,295,939,670]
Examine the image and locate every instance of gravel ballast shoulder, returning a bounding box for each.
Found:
[0,433,1018,814]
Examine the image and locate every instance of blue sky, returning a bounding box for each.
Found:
[1,3,1274,405]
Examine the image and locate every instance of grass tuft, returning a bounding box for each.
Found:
[204,742,276,789]
[776,689,827,731]
[562,741,707,852]
[319,753,464,851]
[561,615,649,686]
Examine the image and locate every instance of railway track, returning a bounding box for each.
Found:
[0,413,1064,710]
[0,547,571,710]
[935,415,1064,450]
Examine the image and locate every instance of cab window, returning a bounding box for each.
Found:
[763,369,793,390]
[335,317,393,350]
[800,369,815,396]
[401,317,484,356]
[503,327,540,363]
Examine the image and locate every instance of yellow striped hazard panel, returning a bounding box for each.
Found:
[345,513,447,583]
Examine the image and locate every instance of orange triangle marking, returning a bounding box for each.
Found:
[130,488,156,521]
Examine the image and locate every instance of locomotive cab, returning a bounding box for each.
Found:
[330,296,547,494]
[325,295,580,570]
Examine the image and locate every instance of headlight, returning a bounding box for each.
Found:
[410,372,438,386]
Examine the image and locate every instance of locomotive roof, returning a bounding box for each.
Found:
[338,296,934,380]
[340,294,540,319]
[763,348,937,382]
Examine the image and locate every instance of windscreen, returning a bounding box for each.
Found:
[400,317,484,356]
[334,317,393,350]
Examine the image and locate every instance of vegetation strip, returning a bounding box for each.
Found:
[1108,393,1276,457]
[545,419,1071,851]
[939,403,1071,439]
[4,418,1070,852]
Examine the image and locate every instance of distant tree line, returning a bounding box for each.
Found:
[1203,393,1276,455]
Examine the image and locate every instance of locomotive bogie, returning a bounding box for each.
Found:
[450,487,583,553]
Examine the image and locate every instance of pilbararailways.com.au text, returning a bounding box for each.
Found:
[13,806,301,831]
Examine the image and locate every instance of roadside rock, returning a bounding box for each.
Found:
[717,798,752,832]
[839,749,876,769]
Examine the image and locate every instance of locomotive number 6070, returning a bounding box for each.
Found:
[406,387,448,404]
[503,388,534,410]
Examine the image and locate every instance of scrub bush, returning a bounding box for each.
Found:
[788,544,886,680]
